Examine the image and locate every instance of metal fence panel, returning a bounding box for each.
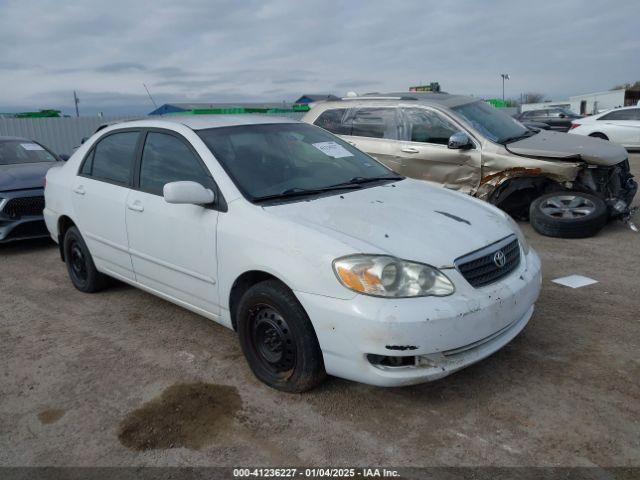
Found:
[0,117,135,156]
[0,113,307,156]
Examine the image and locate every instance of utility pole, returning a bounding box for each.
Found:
[73,91,80,117]
[500,74,510,102]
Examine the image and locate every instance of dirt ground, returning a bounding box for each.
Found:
[1,155,639,468]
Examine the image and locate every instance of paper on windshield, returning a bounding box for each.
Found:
[312,141,353,159]
[20,143,44,151]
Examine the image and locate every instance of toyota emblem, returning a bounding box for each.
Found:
[493,250,506,268]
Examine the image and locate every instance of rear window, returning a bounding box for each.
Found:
[313,109,351,135]
[599,109,639,121]
[81,131,138,185]
[0,140,57,165]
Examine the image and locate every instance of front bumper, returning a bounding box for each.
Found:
[0,189,49,243]
[296,248,542,387]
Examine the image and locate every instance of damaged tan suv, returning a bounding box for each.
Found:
[303,93,637,238]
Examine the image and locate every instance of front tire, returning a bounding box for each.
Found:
[63,226,109,293]
[236,279,326,392]
[529,192,608,238]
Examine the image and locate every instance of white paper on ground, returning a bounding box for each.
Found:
[552,275,598,289]
[20,143,44,151]
[312,141,353,158]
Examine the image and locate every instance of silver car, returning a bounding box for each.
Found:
[303,93,637,238]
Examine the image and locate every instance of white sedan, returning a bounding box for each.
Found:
[43,116,541,392]
[569,106,640,149]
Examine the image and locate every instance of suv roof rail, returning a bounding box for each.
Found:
[339,96,418,101]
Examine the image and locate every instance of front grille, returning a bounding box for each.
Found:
[2,196,45,219]
[5,220,49,240]
[455,235,520,288]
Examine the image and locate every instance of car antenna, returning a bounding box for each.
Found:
[143,83,158,111]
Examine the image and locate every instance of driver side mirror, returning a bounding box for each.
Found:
[58,154,70,161]
[448,131,474,150]
[559,113,566,119]
[163,181,215,206]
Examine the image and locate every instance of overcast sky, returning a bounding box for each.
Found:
[1,0,638,115]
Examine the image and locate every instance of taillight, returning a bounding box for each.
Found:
[569,123,580,130]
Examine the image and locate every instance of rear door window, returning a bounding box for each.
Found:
[599,109,638,120]
[349,107,400,139]
[82,131,139,185]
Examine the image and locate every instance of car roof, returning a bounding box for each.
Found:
[0,136,31,142]
[104,114,300,132]
[314,92,477,109]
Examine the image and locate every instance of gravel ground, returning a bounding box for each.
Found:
[1,154,638,468]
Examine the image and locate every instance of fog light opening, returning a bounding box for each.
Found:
[367,354,416,368]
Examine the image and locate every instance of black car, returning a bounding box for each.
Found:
[515,108,582,132]
[0,136,64,242]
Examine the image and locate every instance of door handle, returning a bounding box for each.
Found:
[73,185,86,195]
[401,147,420,154]
[127,201,144,212]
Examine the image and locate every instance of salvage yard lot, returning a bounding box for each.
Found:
[1,154,639,467]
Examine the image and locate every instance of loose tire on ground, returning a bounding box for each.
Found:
[236,279,326,392]
[63,226,110,292]
[529,192,608,238]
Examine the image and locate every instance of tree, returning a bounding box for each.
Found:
[611,80,640,91]
[521,92,547,104]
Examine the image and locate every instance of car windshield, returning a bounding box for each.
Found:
[197,123,401,202]
[0,140,58,165]
[452,101,529,143]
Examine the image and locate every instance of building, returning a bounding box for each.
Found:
[293,94,339,105]
[520,88,640,115]
[148,102,300,116]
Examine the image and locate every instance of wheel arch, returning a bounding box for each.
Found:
[228,270,293,331]
[487,175,563,219]
[57,215,77,261]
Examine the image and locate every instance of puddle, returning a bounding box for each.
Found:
[38,408,65,425]
[118,382,242,451]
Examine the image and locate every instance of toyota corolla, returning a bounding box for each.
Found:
[43,116,541,392]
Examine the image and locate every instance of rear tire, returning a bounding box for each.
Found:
[589,132,609,141]
[529,192,608,238]
[63,226,110,292]
[236,279,326,392]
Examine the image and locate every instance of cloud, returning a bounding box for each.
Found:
[0,0,638,115]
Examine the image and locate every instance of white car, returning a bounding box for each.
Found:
[44,116,541,392]
[569,106,640,149]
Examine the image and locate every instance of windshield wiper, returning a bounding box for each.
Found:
[254,184,363,202]
[331,175,403,187]
[253,176,402,203]
[499,130,537,144]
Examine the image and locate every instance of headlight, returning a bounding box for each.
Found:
[333,255,454,298]
[504,214,530,255]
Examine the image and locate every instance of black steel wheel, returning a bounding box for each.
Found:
[237,279,326,392]
[249,304,297,374]
[63,226,109,293]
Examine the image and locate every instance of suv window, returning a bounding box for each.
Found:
[139,132,211,196]
[82,131,138,185]
[313,109,351,135]
[403,108,458,145]
[349,108,399,139]
[599,109,638,121]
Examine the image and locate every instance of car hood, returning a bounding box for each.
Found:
[0,162,58,191]
[265,179,514,267]
[505,130,627,166]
